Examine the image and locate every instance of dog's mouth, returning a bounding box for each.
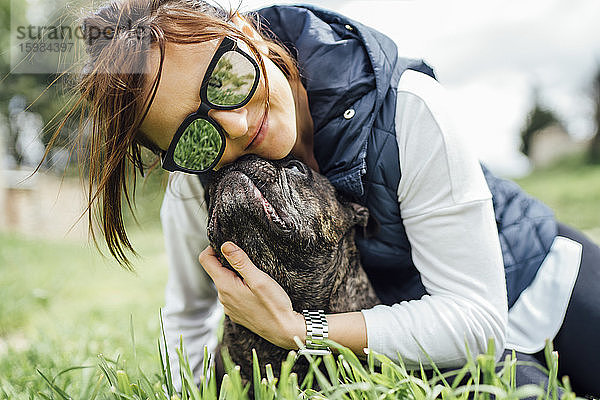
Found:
[208,171,293,235]
[253,184,290,231]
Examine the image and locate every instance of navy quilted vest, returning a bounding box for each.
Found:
[246,5,557,308]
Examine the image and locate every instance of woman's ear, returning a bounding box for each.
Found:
[231,13,269,55]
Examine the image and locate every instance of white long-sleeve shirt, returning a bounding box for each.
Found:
[359,70,507,369]
[160,69,579,386]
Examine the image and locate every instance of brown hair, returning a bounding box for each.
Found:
[43,0,300,269]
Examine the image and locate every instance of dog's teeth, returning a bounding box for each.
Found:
[261,197,287,228]
[257,190,287,229]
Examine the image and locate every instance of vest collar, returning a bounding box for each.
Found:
[257,5,400,199]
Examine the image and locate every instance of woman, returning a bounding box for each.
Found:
[52,0,599,396]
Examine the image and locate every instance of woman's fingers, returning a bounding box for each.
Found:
[198,245,238,283]
[199,243,269,295]
[220,241,269,292]
[198,243,300,348]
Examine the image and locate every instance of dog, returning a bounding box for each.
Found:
[205,154,380,386]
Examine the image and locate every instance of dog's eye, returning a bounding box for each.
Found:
[289,165,302,173]
[285,160,306,175]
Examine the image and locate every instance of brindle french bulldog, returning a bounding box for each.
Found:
[205,154,380,386]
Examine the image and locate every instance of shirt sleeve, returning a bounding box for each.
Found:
[160,172,223,389]
[361,70,508,369]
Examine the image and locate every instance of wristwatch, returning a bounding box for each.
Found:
[297,309,332,356]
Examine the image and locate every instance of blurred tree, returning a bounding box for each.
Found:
[520,90,562,157]
[0,0,76,169]
[589,65,600,164]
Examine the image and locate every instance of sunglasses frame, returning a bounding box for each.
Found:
[161,36,261,174]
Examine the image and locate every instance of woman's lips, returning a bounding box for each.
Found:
[245,111,268,151]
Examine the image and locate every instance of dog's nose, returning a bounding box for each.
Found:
[236,155,278,185]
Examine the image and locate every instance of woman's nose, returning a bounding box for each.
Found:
[208,107,249,139]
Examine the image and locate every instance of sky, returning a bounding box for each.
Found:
[220,0,600,177]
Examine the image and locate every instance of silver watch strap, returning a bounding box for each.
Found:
[301,309,330,354]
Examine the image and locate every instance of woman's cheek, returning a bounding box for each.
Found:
[214,144,243,170]
[263,122,296,160]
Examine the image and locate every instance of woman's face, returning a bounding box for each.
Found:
[140,18,298,170]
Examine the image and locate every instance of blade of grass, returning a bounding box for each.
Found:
[137,370,161,400]
[207,360,217,400]
[116,370,134,396]
[87,373,105,400]
[218,375,230,400]
[98,354,118,388]
[130,314,137,362]
[325,340,372,384]
[479,338,498,390]
[52,365,95,383]
[323,353,339,386]
[252,349,262,399]
[37,369,73,400]
[176,336,202,400]
[159,309,174,398]
[219,346,247,400]
[277,351,295,398]
[546,350,559,400]
[265,363,277,390]
[511,349,517,390]
[302,354,333,395]
[411,334,451,389]
[290,372,299,399]
[201,346,212,398]
[448,363,471,390]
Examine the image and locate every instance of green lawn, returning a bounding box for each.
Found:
[515,155,600,242]
[0,157,599,398]
[0,227,168,398]
[0,167,169,398]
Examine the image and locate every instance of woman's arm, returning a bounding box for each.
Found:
[200,243,369,354]
[359,70,508,368]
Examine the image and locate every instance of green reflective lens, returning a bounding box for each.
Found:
[173,119,223,171]
[207,51,256,106]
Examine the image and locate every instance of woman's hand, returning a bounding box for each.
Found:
[199,242,306,349]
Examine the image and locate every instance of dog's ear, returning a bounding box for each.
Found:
[348,203,380,238]
[348,203,369,227]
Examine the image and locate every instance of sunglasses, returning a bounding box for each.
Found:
[160,37,261,174]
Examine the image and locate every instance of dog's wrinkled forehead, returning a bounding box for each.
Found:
[208,155,312,190]
[206,154,328,204]
[205,155,353,241]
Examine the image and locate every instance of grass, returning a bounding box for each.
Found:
[15,319,577,400]
[1,155,598,398]
[514,154,600,237]
[0,167,168,398]
[0,227,168,398]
